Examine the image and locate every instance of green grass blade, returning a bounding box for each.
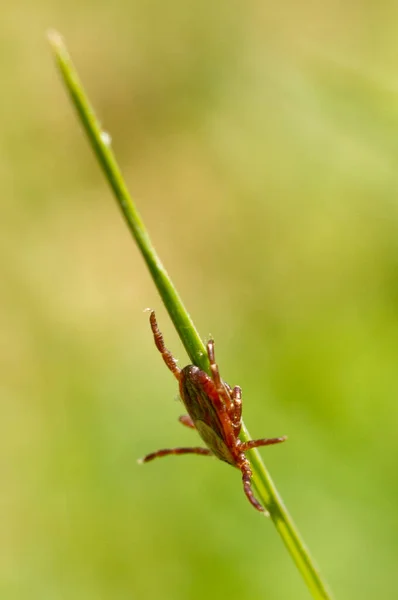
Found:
[48,30,335,600]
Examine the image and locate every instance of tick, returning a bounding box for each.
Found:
[139,310,286,513]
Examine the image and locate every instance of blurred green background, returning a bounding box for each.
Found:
[2,1,398,599]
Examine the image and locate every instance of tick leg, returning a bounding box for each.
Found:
[207,339,234,414]
[240,436,287,452]
[224,382,235,420]
[238,454,266,513]
[149,310,181,381]
[139,447,212,463]
[179,415,195,429]
[231,385,242,434]
[222,384,241,435]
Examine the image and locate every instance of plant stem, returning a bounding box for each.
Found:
[48,30,335,600]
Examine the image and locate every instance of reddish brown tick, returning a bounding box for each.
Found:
[139,310,286,513]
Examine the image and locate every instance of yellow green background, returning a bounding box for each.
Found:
[2,2,398,599]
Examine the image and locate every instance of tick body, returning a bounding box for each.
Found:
[140,311,286,513]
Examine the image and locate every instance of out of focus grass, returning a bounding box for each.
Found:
[2,2,398,599]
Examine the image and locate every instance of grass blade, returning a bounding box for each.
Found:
[48,30,335,600]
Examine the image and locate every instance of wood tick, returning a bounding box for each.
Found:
[139,310,286,513]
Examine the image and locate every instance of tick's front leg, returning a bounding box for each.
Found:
[207,339,235,414]
[138,446,212,463]
[149,310,181,381]
[231,385,242,434]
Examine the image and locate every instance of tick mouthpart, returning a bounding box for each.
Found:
[137,458,144,464]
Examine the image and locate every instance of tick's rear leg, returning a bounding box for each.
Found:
[149,310,181,381]
[238,455,267,513]
[179,415,195,429]
[241,436,287,452]
[138,446,212,463]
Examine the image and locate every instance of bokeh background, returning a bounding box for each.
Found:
[2,2,398,599]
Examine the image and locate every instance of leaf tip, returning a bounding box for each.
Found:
[47,28,62,45]
[47,29,68,60]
